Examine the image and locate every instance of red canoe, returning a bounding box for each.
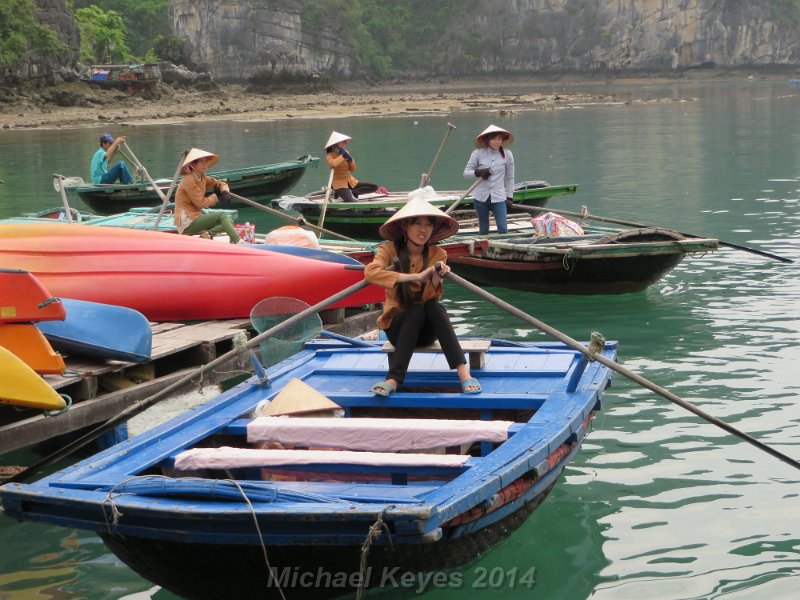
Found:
[0,224,383,321]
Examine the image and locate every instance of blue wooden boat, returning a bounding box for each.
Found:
[35,298,152,363]
[0,337,615,599]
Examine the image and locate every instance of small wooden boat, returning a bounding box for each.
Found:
[0,224,384,321]
[84,63,160,93]
[0,324,65,374]
[0,268,66,323]
[36,298,152,363]
[0,335,616,599]
[278,181,577,239]
[0,345,66,410]
[63,155,321,214]
[448,226,719,294]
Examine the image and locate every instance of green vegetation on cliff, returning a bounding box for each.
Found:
[0,0,67,69]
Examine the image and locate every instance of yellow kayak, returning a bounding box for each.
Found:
[0,345,66,410]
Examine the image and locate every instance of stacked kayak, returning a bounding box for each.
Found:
[0,224,383,321]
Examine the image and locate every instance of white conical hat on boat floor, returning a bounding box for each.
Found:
[324,131,351,150]
[475,124,514,147]
[181,148,220,171]
[262,378,342,416]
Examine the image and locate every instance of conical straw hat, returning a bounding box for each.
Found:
[378,196,459,243]
[324,131,351,150]
[262,378,342,416]
[475,124,514,147]
[181,148,220,173]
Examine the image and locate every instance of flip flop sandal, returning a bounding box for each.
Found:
[461,377,482,394]
[371,380,396,397]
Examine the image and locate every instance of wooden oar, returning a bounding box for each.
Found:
[421,122,456,187]
[317,167,335,238]
[52,174,75,224]
[228,191,359,242]
[119,142,172,212]
[153,149,189,230]
[444,178,482,215]
[8,270,375,484]
[511,203,793,264]
[442,267,800,471]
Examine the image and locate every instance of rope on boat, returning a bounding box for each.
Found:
[100,475,288,600]
[37,296,62,309]
[587,332,606,361]
[44,394,71,417]
[355,507,395,600]
[225,478,287,600]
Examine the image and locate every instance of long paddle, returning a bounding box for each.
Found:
[421,122,456,187]
[442,268,800,471]
[444,178,482,215]
[119,141,173,212]
[317,167,335,238]
[52,174,75,224]
[153,149,189,230]
[228,191,359,242]
[8,269,375,484]
[512,203,793,264]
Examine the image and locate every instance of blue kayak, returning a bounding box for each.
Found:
[36,298,152,363]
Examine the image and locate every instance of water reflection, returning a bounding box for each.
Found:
[1,80,799,599]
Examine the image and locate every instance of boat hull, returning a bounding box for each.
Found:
[99,488,546,600]
[73,157,320,214]
[448,228,718,294]
[0,268,66,323]
[0,324,65,374]
[0,345,66,410]
[0,224,383,321]
[291,182,575,240]
[36,298,152,363]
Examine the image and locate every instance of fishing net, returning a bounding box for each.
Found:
[249,297,322,367]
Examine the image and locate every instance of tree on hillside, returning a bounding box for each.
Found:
[0,0,66,70]
[71,0,170,58]
[75,5,131,64]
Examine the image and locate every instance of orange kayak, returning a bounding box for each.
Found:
[0,324,65,374]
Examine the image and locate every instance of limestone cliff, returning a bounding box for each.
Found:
[171,0,800,81]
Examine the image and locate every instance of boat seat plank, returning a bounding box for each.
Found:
[172,447,474,473]
[244,417,519,451]
[222,418,524,441]
[382,339,491,370]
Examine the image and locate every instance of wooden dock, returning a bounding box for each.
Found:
[0,307,379,456]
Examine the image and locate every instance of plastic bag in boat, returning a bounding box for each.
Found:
[530,212,585,237]
[264,225,320,249]
[234,222,256,243]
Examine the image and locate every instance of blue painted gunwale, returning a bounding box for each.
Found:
[1,339,616,550]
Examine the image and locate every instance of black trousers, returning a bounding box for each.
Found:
[334,182,378,202]
[385,300,465,384]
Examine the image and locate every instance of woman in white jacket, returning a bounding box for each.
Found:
[463,124,515,234]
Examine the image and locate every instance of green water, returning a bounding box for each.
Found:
[1,80,799,599]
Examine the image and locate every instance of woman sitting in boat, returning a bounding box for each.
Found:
[364,195,481,396]
[324,131,378,202]
[175,148,242,243]
[463,124,516,235]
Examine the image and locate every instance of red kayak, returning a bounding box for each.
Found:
[0,224,382,321]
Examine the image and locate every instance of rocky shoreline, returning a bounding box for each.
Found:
[0,70,779,131]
